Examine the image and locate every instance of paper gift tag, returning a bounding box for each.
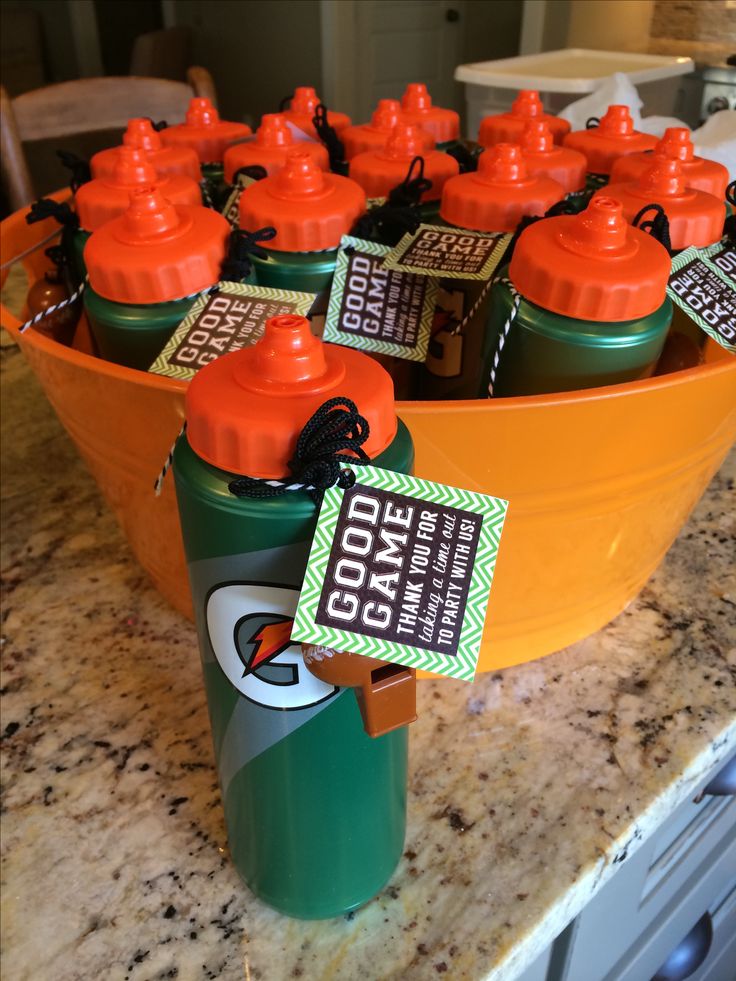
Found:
[323,235,439,362]
[221,173,258,228]
[667,241,736,352]
[149,283,315,380]
[382,224,511,280]
[291,466,508,682]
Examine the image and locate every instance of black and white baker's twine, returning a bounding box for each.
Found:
[17,277,88,334]
[486,278,521,398]
[18,281,220,336]
[450,275,496,338]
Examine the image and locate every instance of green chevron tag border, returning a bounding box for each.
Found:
[323,235,439,362]
[382,224,511,281]
[291,465,509,682]
[667,242,736,353]
[148,283,315,380]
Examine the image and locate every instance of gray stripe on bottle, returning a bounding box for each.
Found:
[216,688,347,800]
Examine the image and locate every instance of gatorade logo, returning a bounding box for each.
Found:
[205,582,339,710]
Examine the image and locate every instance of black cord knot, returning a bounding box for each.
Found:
[144,117,169,131]
[26,198,79,229]
[585,116,600,129]
[351,201,422,246]
[312,103,346,172]
[632,203,672,254]
[220,226,278,282]
[228,397,370,505]
[387,156,433,208]
[444,141,480,173]
[500,196,579,266]
[56,150,91,192]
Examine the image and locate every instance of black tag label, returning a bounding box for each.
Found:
[668,257,736,348]
[314,484,482,657]
[383,225,509,280]
[149,284,315,380]
[336,251,428,348]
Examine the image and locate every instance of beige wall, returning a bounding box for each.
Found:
[566,0,655,52]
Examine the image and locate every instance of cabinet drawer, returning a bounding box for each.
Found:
[603,831,736,981]
[688,882,736,981]
[557,754,736,981]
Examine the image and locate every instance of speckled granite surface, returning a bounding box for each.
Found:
[1,342,735,981]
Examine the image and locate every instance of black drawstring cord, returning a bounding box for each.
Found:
[56,150,91,192]
[144,117,168,131]
[586,116,600,129]
[278,95,292,112]
[387,156,433,208]
[500,197,579,267]
[228,397,371,505]
[632,203,672,254]
[724,180,736,243]
[312,103,346,172]
[444,141,480,173]
[351,156,433,246]
[26,198,80,230]
[220,226,278,282]
[350,202,423,247]
[26,199,82,287]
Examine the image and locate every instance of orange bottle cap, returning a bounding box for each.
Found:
[238,149,366,252]
[478,90,571,148]
[341,99,431,159]
[348,124,458,201]
[440,143,564,232]
[609,128,730,199]
[509,196,671,321]
[185,314,398,478]
[562,105,658,175]
[400,83,460,143]
[90,119,202,182]
[76,147,201,231]
[223,113,329,181]
[159,97,252,163]
[601,157,726,251]
[84,188,229,305]
[281,86,352,139]
[519,120,587,193]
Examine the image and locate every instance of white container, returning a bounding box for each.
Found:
[455,48,694,139]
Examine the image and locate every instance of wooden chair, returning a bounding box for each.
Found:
[1,68,217,211]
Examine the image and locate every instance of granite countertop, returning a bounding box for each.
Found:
[1,341,735,981]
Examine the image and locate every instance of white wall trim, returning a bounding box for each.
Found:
[520,0,547,55]
[68,0,104,77]
[320,0,359,118]
[161,0,178,29]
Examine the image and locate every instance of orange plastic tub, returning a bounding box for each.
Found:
[3,198,735,673]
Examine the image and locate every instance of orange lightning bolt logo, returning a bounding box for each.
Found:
[242,616,294,676]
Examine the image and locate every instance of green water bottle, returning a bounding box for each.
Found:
[563,105,658,192]
[237,148,366,293]
[83,188,229,370]
[172,313,414,918]
[420,142,564,399]
[73,146,202,279]
[399,83,460,153]
[349,122,459,225]
[160,97,252,200]
[480,196,673,397]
